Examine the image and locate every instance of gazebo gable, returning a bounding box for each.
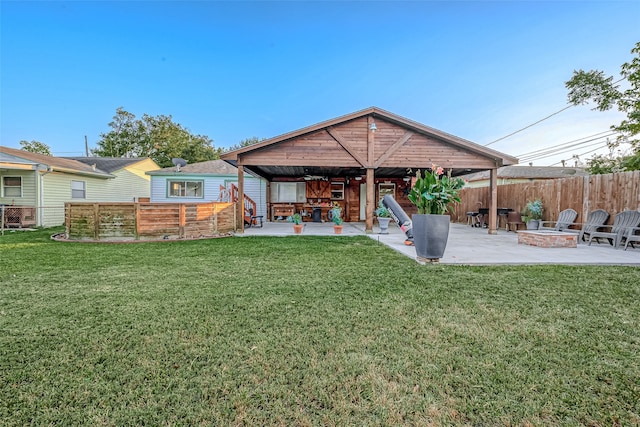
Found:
[223,107,517,175]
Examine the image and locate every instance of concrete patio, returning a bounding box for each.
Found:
[240,221,640,265]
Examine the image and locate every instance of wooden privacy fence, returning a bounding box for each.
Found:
[65,202,236,241]
[452,171,640,226]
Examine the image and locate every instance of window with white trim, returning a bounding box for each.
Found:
[71,180,86,199]
[168,180,203,198]
[271,182,306,202]
[2,176,22,197]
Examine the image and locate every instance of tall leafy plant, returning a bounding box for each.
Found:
[408,165,465,215]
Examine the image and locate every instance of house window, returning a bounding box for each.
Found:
[271,182,306,203]
[330,182,344,200]
[378,182,395,202]
[168,180,203,198]
[2,176,22,197]
[71,180,86,199]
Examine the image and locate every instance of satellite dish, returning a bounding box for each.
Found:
[172,158,188,171]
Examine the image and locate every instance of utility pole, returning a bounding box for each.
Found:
[84,135,89,157]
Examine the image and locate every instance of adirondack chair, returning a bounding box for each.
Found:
[623,227,640,250]
[539,208,578,232]
[588,210,640,248]
[578,209,610,242]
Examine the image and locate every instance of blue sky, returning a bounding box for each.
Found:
[1,1,638,166]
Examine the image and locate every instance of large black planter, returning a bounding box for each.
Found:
[412,214,450,262]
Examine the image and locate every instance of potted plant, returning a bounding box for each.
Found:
[522,199,543,230]
[375,201,392,234]
[287,213,303,234]
[407,164,465,262]
[329,203,343,234]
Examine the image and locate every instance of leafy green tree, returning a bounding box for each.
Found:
[224,136,265,152]
[565,41,640,173]
[19,140,52,156]
[93,107,221,167]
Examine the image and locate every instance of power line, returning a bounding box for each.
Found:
[485,77,626,148]
[484,105,574,147]
[520,139,610,163]
[517,133,618,162]
[547,143,611,166]
[514,130,615,157]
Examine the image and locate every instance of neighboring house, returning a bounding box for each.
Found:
[146,160,268,219]
[460,166,589,188]
[0,146,158,227]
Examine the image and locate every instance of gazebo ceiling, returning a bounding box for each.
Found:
[241,164,482,181]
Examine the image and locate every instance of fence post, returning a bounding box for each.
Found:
[93,203,100,240]
[179,204,186,238]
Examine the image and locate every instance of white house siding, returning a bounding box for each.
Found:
[0,170,37,206]
[150,174,267,218]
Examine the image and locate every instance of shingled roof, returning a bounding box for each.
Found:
[0,146,113,178]
[146,159,241,175]
[461,166,589,182]
[65,157,151,174]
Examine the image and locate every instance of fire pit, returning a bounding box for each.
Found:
[517,230,578,248]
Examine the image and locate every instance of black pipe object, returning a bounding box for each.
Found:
[382,194,414,244]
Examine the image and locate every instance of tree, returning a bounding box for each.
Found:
[224,136,265,152]
[20,140,52,156]
[565,41,640,173]
[92,107,221,167]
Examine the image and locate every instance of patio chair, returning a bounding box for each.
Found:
[623,227,640,250]
[588,210,640,248]
[578,209,610,242]
[539,208,578,232]
[244,208,263,228]
[506,211,526,231]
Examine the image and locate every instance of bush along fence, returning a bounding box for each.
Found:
[65,202,236,241]
[452,170,640,226]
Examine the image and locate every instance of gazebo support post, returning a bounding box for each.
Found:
[366,168,375,233]
[488,167,498,234]
[237,164,245,232]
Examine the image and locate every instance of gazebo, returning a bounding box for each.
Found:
[221,107,518,233]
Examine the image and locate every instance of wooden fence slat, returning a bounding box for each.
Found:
[454,171,638,226]
[65,202,235,240]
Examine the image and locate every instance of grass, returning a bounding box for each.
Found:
[1,228,639,426]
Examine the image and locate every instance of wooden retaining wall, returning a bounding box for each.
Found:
[452,170,640,225]
[65,202,236,241]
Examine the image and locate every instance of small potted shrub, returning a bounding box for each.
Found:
[330,203,343,234]
[375,201,392,234]
[522,199,543,230]
[287,213,303,234]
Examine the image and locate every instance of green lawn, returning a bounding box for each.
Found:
[1,228,639,426]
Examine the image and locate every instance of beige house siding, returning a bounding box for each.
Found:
[97,159,154,201]
[464,178,535,189]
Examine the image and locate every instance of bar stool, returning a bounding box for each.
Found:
[466,211,480,227]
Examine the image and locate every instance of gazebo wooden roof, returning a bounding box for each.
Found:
[221,106,518,233]
[222,106,517,180]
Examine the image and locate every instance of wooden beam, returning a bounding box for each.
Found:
[366,168,375,232]
[374,130,414,168]
[326,127,369,168]
[488,168,498,235]
[237,164,245,232]
[367,116,375,165]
